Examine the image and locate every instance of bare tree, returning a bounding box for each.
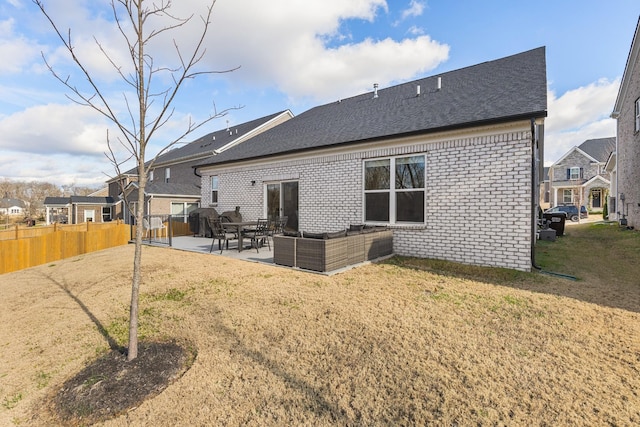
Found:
[34,0,237,360]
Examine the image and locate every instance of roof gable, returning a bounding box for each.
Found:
[197,47,547,168]
[124,110,292,174]
[551,146,598,167]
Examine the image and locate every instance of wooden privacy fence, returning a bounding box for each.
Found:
[0,219,194,275]
[0,221,131,275]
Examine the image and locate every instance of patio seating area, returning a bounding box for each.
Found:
[167,225,394,274]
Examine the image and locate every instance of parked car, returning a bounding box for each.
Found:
[544,205,587,222]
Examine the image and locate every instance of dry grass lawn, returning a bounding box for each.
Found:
[1,222,639,425]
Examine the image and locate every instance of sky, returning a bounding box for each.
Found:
[0,0,638,188]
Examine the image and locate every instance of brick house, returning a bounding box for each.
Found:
[548,137,616,214]
[108,111,293,224]
[195,48,548,271]
[611,17,640,227]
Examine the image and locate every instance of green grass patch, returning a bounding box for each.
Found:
[35,370,52,389]
[2,393,23,410]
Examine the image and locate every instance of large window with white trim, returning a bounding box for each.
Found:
[364,155,425,224]
[569,167,581,180]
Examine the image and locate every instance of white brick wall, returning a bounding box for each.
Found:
[201,126,534,271]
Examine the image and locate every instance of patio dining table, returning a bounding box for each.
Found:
[223,221,258,252]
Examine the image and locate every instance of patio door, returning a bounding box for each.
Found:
[266,181,298,231]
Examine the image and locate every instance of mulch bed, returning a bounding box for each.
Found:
[51,341,195,426]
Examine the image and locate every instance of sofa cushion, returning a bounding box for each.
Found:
[324,230,347,239]
[302,231,325,239]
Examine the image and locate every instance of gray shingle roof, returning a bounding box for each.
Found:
[69,196,115,204]
[578,137,616,163]
[197,47,547,168]
[0,198,26,209]
[124,111,288,174]
[43,197,70,206]
[43,196,114,206]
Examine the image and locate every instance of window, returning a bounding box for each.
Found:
[364,155,425,224]
[85,209,95,222]
[171,202,199,222]
[164,168,170,183]
[211,176,219,205]
[563,189,573,204]
[102,206,112,222]
[568,167,581,180]
[149,170,154,181]
[635,98,640,132]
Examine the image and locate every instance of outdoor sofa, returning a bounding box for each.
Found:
[273,225,393,272]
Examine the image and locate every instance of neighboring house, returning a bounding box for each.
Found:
[539,167,551,211]
[0,198,27,216]
[195,47,548,272]
[109,110,293,223]
[43,196,115,224]
[611,16,640,228]
[548,137,616,213]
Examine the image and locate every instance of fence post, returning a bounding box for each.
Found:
[14,224,18,240]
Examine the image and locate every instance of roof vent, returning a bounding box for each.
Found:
[226,120,230,131]
[416,85,421,97]
[373,83,379,99]
[212,135,215,141]
[437,77,442,91]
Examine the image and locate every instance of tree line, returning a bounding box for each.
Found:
[0,177,99,218]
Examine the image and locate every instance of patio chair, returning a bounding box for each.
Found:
[270,216,287,236]
[245,218,270,252]
[207,217,237,254]
[149,216,166,239]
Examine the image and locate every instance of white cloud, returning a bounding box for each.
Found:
[401,0,426,20]
[0,103,110,155]
[184,0,448,103]
[0,18,44,74]
[544,78,619,165]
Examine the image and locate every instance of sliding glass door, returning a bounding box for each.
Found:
[266,181,298,231]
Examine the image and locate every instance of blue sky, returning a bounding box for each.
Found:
[0,0,638,187]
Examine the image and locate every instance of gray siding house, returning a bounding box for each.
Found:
[196,48,547,271]
[612,17,640,227]
[548,137,616,213]
[108,111,293,223]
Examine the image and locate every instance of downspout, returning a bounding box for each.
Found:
[531,118,542,271]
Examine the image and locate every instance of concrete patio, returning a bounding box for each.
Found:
[168,235,276,265]
[146,234,385,276]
